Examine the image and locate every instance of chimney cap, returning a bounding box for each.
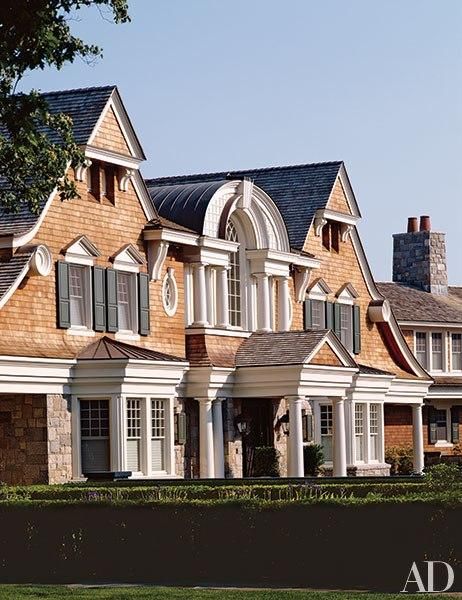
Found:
[407,217,418,233]
[420,215,431,232]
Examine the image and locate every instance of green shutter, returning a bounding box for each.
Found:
[353,304,361,355]
[106,268,118,333]
[325,301,334,331]
[138,272,150,336]
[92,266,106,332]
[57,261,70,329]
[451,406,460,444]
[303,299,312,329]
[333,303,341,339]
[429,408,438,444]
[175,413,187,445]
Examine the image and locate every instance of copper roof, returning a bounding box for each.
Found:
[78,336,185,362]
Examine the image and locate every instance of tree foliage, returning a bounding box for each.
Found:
[0,0,130,213]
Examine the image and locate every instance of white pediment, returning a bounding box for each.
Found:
[63,235,101,265]
[112,244,146,272]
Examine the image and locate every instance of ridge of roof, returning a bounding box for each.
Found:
[38,84,116,97]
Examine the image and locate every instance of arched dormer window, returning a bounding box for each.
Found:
[226,220,242,327]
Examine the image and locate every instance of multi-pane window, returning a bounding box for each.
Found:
[69,265,88,327]
[369,404,380,461]
[117,272,134,332]
[435,409,448,442]
[354,404,365,462]
[226,220,242,327]
[431,333,443,371]
[80,399,110,473]
[339,304,353,351]
[415,332,427,367]
[320,405,333,462]
[151,399,166,472]
[126,398,142,472]
[311,299,325,329]
[452,334,462,371]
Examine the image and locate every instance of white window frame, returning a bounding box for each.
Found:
[162,267,179,317]
[354,403,366,464]
[414,330,449,373]
[68,264,92,333]
[313,400,333,466]
[338,302,353,352]
[431,331,444,372]
[450,332,462,372]
[116,271,138,336]
[433,406,452,447]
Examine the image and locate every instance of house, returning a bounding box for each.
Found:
[0,85,432,485]
[378,216,462,461]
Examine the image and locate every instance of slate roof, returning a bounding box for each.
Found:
[78,336,185,362]
[235,329,347,368]
[145,161,344,250]
[377,282,462,323]
[0,86,115,238]
[0,249,34,300]
[146,215,196,234]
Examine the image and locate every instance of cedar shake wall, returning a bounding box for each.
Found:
[0,394,71,485]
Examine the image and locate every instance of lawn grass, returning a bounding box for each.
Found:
[0,587,458,599]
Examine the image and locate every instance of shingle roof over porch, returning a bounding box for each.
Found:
[78,336,185,362]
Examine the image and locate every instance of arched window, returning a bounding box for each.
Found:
[226,220,241,327]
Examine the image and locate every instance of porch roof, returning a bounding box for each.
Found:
[78,336,185,363]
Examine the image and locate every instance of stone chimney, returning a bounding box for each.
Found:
[392,215,448,295]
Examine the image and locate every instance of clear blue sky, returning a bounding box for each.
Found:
[20,0,462,283]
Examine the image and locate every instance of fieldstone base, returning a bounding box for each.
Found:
[321,463,391,477]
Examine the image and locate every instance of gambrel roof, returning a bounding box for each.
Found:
[146,161,350,250]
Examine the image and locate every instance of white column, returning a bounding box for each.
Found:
[412,404,424,475]
[191,262,208,327]
[255,272,271,332]
[197,398,215,478]
[212,399,225,478]
[110,394,126,472]
[332,397,347,477]
[277,276,290,332]
[215,266,230,329]
[287,396,304,477]
[205,266,215,326]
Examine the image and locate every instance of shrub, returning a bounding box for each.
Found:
[426,463,462,492]
[385,445,414,475]
[252,447,280,477]
[304,444,324,476]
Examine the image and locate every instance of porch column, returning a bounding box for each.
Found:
[412,404,424,475]
[277,276,290,332]
[197,398,215,478]
[287,396,304,477]
[191,262,208,327]
[110,395,126,472]
[255,272,271,332]
[215,266,230,329]
[332,397,347,477]
[212,398,225,478]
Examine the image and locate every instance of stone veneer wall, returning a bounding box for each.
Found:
[0,393,72,485]
[392,231,448,295]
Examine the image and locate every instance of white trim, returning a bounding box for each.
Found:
[0,256,33,310]
[84,145,143,170]
[399,320,462,329]
[162,267,178,317]
[112,244,145,273]
[64,235,100,266]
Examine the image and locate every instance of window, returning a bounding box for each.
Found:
[355,404,365,462]
[80,399,110,473]
[117,272,136,332]
[434,409,448,442]
[100,167,107,197]
[162,269,178,317]
[369,404,380,462]
[415,332,427,367]
[452,334,462,371]
[69,265,90,328]
[226,220,242,327]
[431,333,443,371]
[126,398,142,472]
[311,299,326,329]
[339,304,353,351]
[320,405,333,462]
[151,399,166,472]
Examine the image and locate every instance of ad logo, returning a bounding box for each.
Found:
[401,561,455,593]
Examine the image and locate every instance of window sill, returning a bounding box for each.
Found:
[185,327,252,338]
[434,441,454,449]
[115,331,140,342]
[66,328,96,337]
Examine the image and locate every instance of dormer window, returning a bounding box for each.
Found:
[226,219,243,328]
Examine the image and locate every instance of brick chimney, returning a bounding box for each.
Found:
[392,215,448,295]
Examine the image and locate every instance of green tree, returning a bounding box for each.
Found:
[0,0,130,214]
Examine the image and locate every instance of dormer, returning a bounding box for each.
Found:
[63,235,101,266]
[314,208,360,252]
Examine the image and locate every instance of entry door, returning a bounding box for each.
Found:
[241,399,273,477]
[80,399,110,473]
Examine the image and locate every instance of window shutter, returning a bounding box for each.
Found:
[57,261,71,329]
[92,266,106,332]
[334,303,341,339]
[451,406,460,444]
[106,268,118,333]
[353,305,361,355]
[175,413,187,445]
[303,299,312,329]
[428,408,438,444]
[325,301,334,331]
[138,272,150,336]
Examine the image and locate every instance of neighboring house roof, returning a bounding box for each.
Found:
[78,336,185,362]
[377,282,462,323]
[145,161,344,250]
[235,329,356,368]
[0,249,34,301]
